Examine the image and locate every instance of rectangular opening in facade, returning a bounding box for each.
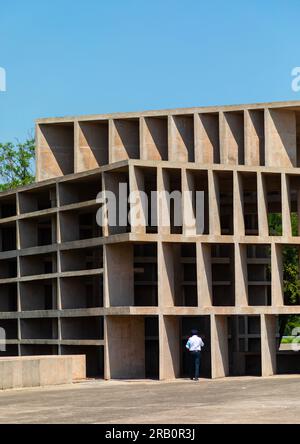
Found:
[0,319,18,339]
[246,110,265,166]
[103,168,130,235]
[21,318,58,339]
[142,116,168,161]
[60,275,103,309]
[0,221,16,252]
[0,257,17,279]
[171,115,195,162]
[266,109,298,168]
[105,316,146,379]
[21,345,58,356]
[145,316,159,379]
[211,244,235,306]
[161,243,197,307]
[0,283,17,312]
[247,244,271,306]
[20,252,57,277]
[264,173,282,236]
[19,214,57,248]
[162,168,182,234]
[296,112,300,167]
[215,171,233,235]
[60,246,103,272]
[19,185,57,214]
[196,113,220,164]
[59,172,102,206]
[240,172,259,235]
[228,315,262,376]
[287,174,300,236]
[61,345,104,378]
[38,123,74,179]
[60,316,104,340]
[78,120,109,171]
[186,169,209,235]
[181,316,211,378]
[282,245,300,306]
[277,314,300,374]
[222,111,244,165]
[59,205,102,243]
[105,243,134,306]
[0,195,17,219]
[134,243,158,306]
[111,118,139,161]
[131,166,158,234]
[20,279,57,311]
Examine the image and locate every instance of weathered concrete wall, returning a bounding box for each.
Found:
[0,355,86,390]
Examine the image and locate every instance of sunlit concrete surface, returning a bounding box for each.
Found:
[0,376,300,424]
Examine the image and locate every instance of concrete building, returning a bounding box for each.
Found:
[0,101,300,379]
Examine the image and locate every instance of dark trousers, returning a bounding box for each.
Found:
[190,351,201,379]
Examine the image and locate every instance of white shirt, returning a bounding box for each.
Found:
[186,335,204,352]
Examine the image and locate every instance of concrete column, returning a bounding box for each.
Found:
[159,315,180,380]
[15,220,21,251]
[233,171,245,236]
[182,168,196,236]
[108,119,115,164]
[74,121,80,173]
[281,173,292,237]
[271,243,284,306]
[140,117,147,161]
[197,243,212,307]
[235,243,248,307]
[57,277,62,311]
[157,167,171,235]
[103,243,134,307]
[101,173,110,238]
[51,214,57,244]
[210,314,229,379]
[257,172,269,237]
[208,170,221,235]
[17,282,21,313]
[104,316,145,380]
[261,314,277,376]
[129,165,146,234]
[17,318,21,341]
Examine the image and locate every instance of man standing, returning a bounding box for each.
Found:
[186,329,204,381]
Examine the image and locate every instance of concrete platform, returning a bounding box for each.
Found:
[0,375,299,423]
[0,355,86,390]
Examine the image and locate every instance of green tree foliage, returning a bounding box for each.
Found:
[0,139,35,191]
[268,212,300,305]
[268,212,300,338]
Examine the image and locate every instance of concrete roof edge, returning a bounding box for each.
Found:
[35,100,300,124]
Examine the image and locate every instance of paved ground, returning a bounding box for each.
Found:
[0,376,300,424]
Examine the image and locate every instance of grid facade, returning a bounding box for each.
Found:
[0,101,300,379]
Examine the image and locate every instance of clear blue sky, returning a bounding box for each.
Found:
[1,0,300,142]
